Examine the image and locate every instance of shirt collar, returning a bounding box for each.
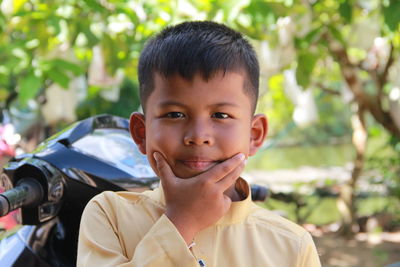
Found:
[147,177,252,225]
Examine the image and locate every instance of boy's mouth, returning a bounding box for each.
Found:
[178,158,221,172]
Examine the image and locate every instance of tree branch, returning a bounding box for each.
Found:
[316,83,341,96]
[325,33,400,139]
[378,42,394,94]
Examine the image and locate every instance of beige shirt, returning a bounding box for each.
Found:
[77,179,321,267]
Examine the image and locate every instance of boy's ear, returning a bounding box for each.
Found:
[249,114,268,156]
[129,112,147,154]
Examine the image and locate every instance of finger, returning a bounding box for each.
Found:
[222,194,233,212]
[153,152,175,185]
[198,153,245,182]
[216,160,245,191]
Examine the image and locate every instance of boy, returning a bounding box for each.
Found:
[77,21,321,267]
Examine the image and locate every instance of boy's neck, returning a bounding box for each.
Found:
[224,183,242,202]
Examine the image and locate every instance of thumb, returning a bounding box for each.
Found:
[153,152,175,185]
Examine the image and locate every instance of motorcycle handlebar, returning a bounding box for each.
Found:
[250,184,269,202]
[0,178,44,217]
[0,179,267,216]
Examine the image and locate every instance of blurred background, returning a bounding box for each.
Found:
[0,0,399,266]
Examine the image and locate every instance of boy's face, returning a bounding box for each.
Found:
[130,71,267,179]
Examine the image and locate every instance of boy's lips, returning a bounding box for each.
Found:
[178,158,220,171]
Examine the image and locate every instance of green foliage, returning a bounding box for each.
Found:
[257,74,294,135]
[339,0,353,23]
[0,0,167,108]
[366,132,400,200]
[1,0,397,132]
[238,1,278,39]
[383,0,400,32]
[18,72,42,105]
[0,1,399,166]
[246,143,354,170]
[356,196,400,219]
[260,195,341,225]
[259,193,399,226]
[296,51,318,88]
[76,78,140,119]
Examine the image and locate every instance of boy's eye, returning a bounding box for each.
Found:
[165,112,185,118]
[212,112,229,119]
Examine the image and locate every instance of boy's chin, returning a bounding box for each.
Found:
[175,171,203,179]
[173,168,212,179]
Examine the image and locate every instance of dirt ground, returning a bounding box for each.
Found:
[313,232,400,267]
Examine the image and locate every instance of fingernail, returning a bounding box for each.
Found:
[244,159,248,165]
[238,153,245,161]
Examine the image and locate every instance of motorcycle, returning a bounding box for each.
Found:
[0,114,268,267]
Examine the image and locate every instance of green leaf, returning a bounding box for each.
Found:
[295,27,323,49]
[87,85,102,98]
[296,51,318,88]
[102,34,120,74]
[14,0,29,13]
[304,27,323,44]
[339,0,352,23]
[83,0,105,13]
[383,0,400,32]
[223,0,250,22]
[115,6,139,25]
[47,69,70,88]
[0,12,5,33]
[19,72,42,105]
[243,1,274,18]
[328,25,345,46]
[82,26,100,47]
[51,59,84,76]
[47,16,61,35]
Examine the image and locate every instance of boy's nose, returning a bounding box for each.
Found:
[183,135,213,146]
[183,122,214,146]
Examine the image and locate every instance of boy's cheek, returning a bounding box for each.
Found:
[146,153,158,175]
[145,146,173,176]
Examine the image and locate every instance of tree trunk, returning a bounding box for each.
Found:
[337,106,367,237]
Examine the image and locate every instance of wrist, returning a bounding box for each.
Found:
[165,211,199,245]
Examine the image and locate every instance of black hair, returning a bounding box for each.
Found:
[138,21,259,112]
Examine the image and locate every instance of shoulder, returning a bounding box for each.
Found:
[85,189,162,213]
[237,204,320,265]
[248,203,313,243]
[81,189,165,232]
[89,190,141,205]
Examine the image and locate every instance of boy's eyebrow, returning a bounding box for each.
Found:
[158,101,186,108]
[158,101,240,108]
[208,102,241,109]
